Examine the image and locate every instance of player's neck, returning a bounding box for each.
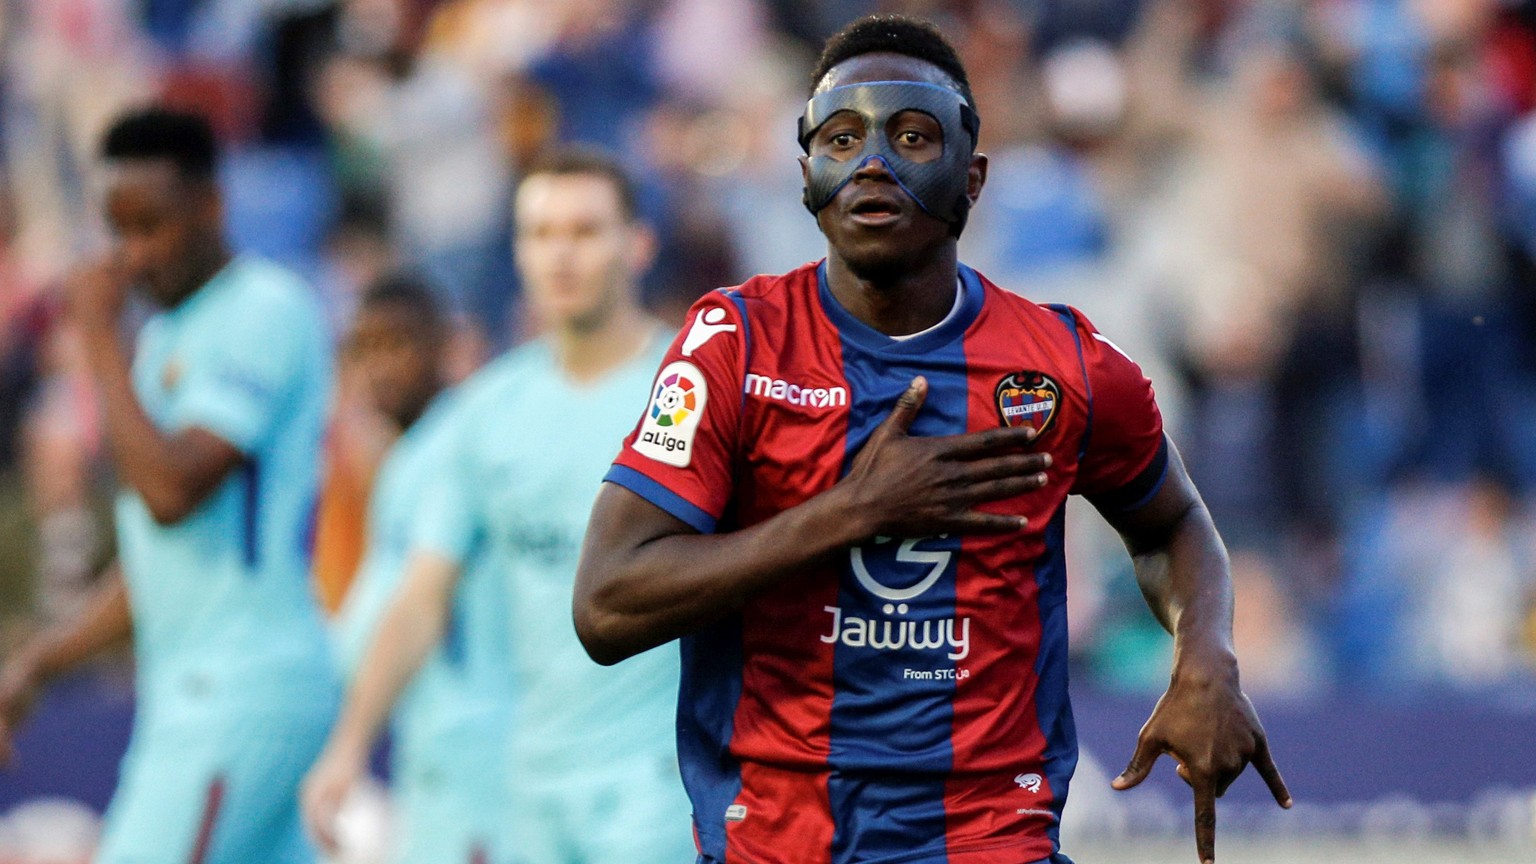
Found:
[825,246,960,338]
[553,302,654,384]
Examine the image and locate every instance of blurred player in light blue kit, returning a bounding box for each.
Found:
[0,108,338,862]
[326,275,514,862]
[302,148,694,864]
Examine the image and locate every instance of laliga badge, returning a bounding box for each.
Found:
[633,360,708,467]
[995,371,1059,437]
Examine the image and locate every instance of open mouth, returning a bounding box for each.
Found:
[849,196,904,223]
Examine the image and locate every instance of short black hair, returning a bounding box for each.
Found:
[360,272,445,334]
[810,15,975,109]
[520,145,639,221]
[101,107,219,180]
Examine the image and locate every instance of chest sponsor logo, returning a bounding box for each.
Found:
[682,305,737,356]
[821,536,971,661]
[633,360,708,468]
[995,371,1060,437]
[743,373,847,409]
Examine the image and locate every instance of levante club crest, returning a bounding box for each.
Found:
[994,371,1060,436]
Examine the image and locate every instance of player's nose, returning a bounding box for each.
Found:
[851,154,899,183]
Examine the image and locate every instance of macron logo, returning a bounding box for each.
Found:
[744,373,848,409]
[682,306,736,356]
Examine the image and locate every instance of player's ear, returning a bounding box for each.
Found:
[798,154,811,209]
[966,152,988,207]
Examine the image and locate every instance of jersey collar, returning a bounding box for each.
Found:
[815,259,984,355]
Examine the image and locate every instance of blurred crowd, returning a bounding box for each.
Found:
[1,0,1536,712]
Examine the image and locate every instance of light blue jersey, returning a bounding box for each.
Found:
[104,255,338,863]
[413,334,695,864]
[333,390,514,864]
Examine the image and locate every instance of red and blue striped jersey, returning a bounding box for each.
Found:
[606,261,1167,864]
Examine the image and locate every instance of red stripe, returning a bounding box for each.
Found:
[187,775,226,864]
[724,268,846,863]
[941,296,1082,854]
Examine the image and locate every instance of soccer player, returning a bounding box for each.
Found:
[302,149,694,864]
[326,275,515,862]
[0,108,338,862]
[574,15,1292,864]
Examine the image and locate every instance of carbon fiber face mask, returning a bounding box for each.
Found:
[798,80,980,228]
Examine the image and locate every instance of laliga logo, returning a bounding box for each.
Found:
[1015,773,1043,793]
[850,536,951,602]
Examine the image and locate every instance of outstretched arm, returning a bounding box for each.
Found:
[1098,438,1291,864]
[0,564,132,766]
[301,551,460,853]
[575,377,1051,665]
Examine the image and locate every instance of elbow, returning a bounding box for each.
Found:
[143,488,198,526]
[572,601,636,667]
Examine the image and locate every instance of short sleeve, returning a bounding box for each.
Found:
[604,293,746,533]
[1066,308,1169,511]
[409,420,482,565]
[173,294,307,454]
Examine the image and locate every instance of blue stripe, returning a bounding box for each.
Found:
[825,298,971,862]
[1033,509,1077,855]
[241,459,260,571]
[602,465,717,533]
[678,618,745,861]
[1047,304,1093,460]
[724,289,752,418]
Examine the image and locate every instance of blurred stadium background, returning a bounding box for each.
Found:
[1,0,1536,861]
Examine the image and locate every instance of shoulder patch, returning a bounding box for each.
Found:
[633,360,709,467]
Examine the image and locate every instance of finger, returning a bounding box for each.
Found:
[955,451,1052,484]
[958,473,1049,504]
[1112,735,1161,791]
[878,377,928,437]
[940,424,1039,458]
[938,511,1029,535]
[1253,738,1293,808]
[1194,782,1217,864]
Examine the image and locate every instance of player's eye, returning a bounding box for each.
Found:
[830,131,859,148]
[897,130,926,145]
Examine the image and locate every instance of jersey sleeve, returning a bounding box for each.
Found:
[604,293,746,533]
[172,291,307,454]
[1066,308,1169,512]
[408,415,482,566]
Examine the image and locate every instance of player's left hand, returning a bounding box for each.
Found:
[63,255,132,334]
[1109,655,1291,864]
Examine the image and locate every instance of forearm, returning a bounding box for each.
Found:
[1131,500,1236,675]
[25,566,132,682]
[326,563,453,760]
[576,485,870,664]
[81,329,191,513]
[80,328,238,524]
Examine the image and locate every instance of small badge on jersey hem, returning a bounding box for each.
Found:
[634,360,708,467]
[995,371,1060,436]
[724,804,748,823]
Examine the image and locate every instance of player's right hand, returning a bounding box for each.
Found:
[839,376,1050,539]
[300,744,365,855]
[0,654,42,768]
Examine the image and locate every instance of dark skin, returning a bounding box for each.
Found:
[346,301,446,431]
[575,53,1289,864]
[0,159,245,766]
[72,160,242,525]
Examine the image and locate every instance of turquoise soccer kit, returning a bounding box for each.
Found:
[103,256,339,864]
[333,390,515,864]
[412,335,696,864]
